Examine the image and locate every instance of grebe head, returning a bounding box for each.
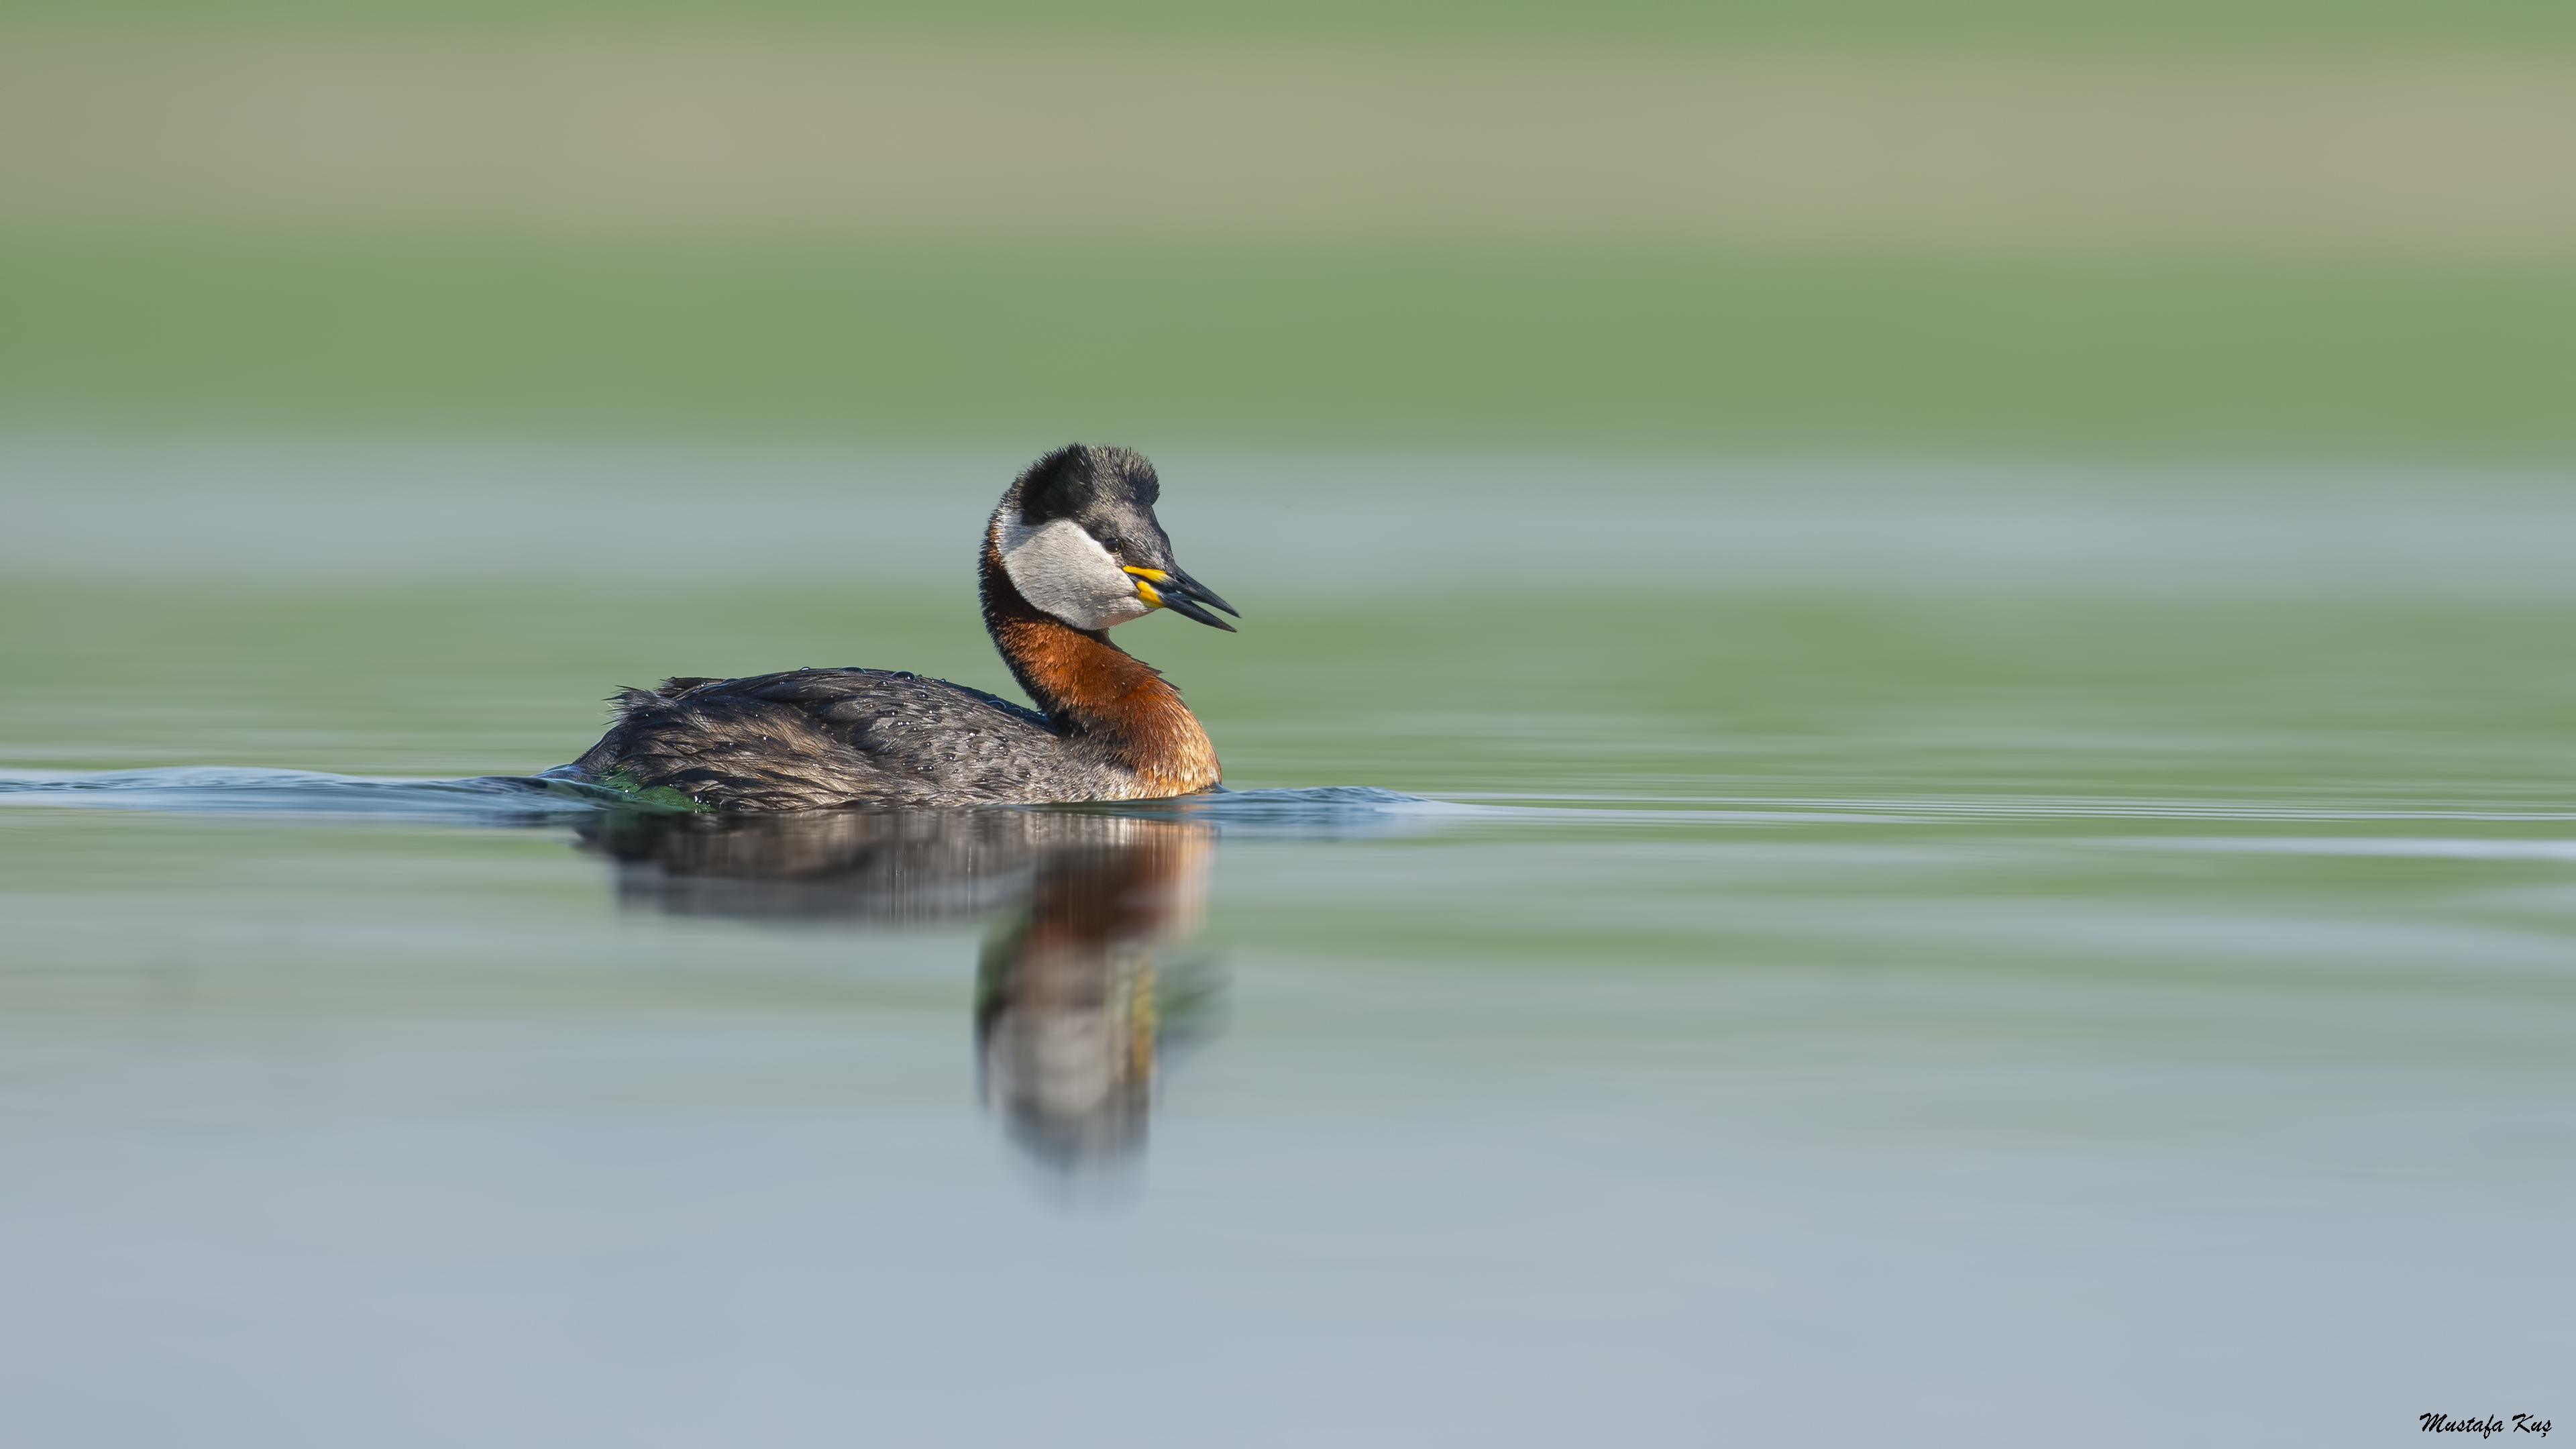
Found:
[992,444,1242,634]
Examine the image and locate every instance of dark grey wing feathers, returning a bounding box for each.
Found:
[575,667,1083,809]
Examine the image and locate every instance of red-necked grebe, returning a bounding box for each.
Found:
[565,444,1239,810]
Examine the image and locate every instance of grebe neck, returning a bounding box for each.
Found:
[978,542,1220,796]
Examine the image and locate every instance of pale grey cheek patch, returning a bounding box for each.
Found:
[998,513,1152,632]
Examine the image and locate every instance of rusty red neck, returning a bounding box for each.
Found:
[979,543,1220,796]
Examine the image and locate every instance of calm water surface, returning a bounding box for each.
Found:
[3,449,2572,1446]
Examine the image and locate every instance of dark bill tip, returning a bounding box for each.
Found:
[1169,565,1241,619]
[1162,592,1238,631]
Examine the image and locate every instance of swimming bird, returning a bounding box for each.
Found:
[563,444,1239,810]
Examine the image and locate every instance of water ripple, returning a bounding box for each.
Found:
[0,767,630,820]
[0,769,1449,833]
[11,769,2571,835]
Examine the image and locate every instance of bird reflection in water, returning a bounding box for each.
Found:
[577,808,1221,1174]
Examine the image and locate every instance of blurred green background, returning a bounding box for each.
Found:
[7,0,2575,786]
[5,0,2571,457]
